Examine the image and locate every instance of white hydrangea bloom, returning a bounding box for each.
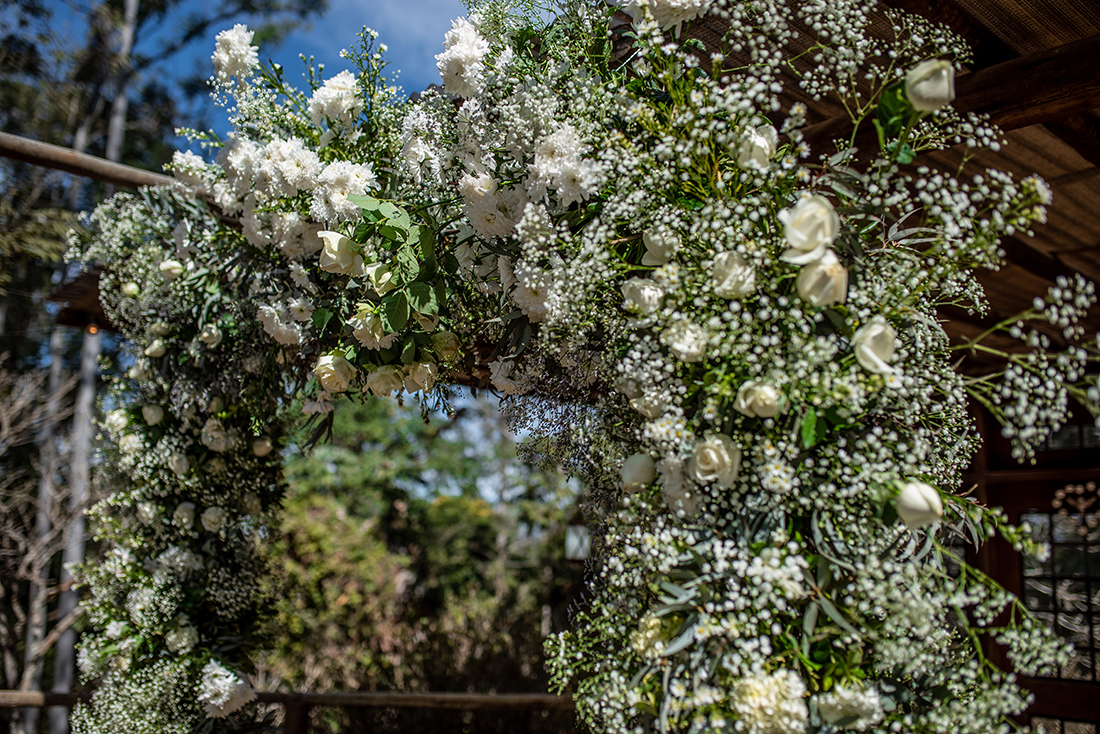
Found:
[435,17,491,98]
[528,123,600,206]
[211,24,258,84]
[198,661,255,718]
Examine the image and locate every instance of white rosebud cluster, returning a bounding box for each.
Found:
[435,17,490,98]
[211,24,258,84]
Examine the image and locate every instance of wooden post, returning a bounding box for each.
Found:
[283,696,311,734]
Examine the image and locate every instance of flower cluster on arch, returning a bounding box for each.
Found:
[70,1,1100,733]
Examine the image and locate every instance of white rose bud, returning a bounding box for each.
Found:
[633,392,670,419]
[150,321,171,336]
[688,434,742,489]
[128,360,151,381]
[106,409,129,432]
[737,123,778,170]
[712,251,756,299]
[122,282,140,298]
[144,339,167,358]
[200,418,231,452]
[641,228,680,266]
[796,250,848,307]
[364,262,396,295]
[199,324,223,348]
[172,502,195,527]
[734,380,782,418]
[252,436,274,457]
[660,322,708,363]
[365,365,404,397]
[200,506,228,533]
[779,195,839,265]
[905,59,956,113]
[622,454,656,493]
[136,502,157,526]
[313,355,356,393]
[317,230,361,275]
[168,453,190,476]
[404,362,437,393]
[119,434,143,454]
[621,277,666,315]
[852,320,897,374]
[142,405,165,426]
[242,493,263,516]
[159,259,184,281]
[431,331,461,361]
[896,480,943,529]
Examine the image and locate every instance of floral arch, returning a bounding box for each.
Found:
[70,1,1100,733]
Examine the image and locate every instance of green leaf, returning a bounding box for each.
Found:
[801,408,818,449]
[380,291,409,332]
[348,193,381,211]
[400,336,416,365]
[407,282,438,315]
[379,224,406,242]
[419,226,437,279]
[378,201,401,220]
[394,245,420,285]
[311,307,334,335]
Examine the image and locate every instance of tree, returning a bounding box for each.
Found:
[261,395,586,734]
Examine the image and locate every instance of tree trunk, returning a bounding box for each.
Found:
[48,328,99,734]
[102,0,139,197]
[21,325,66,734]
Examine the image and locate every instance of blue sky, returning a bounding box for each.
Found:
[258,0,467,97]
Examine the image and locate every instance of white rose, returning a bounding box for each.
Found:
[136,502,157,525]
[779,195,839,265]
[317,230,361,275]
[200,506,228,533]
[621,277,665,315]
[660,322,708,363]
[657,458,701,518]
[252,436,274,457]
[641,228,680,266]
[431,331,461,361]
[128,360,151,381]
[734,380,782,418]
[168,453,190,476]
[365,365,404,397]
[737,123,778,170]
[106,409,129,432]
[172,502,195,527]
[142,405,165,426]
[313,354,356,393]
[796,250,848,307]
[205,457,227,474]
[404,362,437,393]
[122,282,140,297]
[242,493,263,516]
[905,59,956,113]
[364,262,396,295]
[688,434,742,489]
[622,454,656,493]
[159,259,184,280]
[199,324,223,348]
[852,320,897,374]
[150,321,171,336]
[350,310,397,351]
[201,417,232,453]
[712,251,756,299]
[896,480,943,529]
[119,434,143,454]
[144,339,167,358]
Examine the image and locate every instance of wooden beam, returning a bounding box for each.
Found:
[0,131,173,190]
[879,0,1016,69]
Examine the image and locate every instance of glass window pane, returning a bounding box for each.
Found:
[1024,578,1055,611]
[1054,546,1086,577]
[1054,514,1083,543]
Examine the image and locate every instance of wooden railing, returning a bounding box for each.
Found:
[0,689,575,734]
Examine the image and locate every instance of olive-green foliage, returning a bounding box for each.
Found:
[262,394,585,733]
